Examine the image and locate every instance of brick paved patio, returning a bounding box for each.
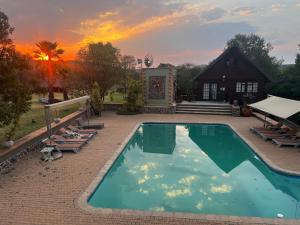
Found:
[0,112,299,225]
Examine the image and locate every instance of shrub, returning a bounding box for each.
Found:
[117,78,144,115]
[91,82,103,116]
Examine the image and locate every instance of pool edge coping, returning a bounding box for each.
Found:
[77,121,300,225]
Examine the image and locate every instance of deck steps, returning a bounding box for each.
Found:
[176,103,232,115]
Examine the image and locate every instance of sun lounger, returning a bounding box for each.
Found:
[250,127,289,135]
[67,125,97,135]
[42,139,84,153]
[254,129,295,141]
[272,137,300,148]
[250,122,283,133]
[57,128,94,139]
[251,127,297,140]
[50,134,88,144]
[258,132,289,141]
[76,118,104,130]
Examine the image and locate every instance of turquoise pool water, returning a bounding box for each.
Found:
[88,123,300,219]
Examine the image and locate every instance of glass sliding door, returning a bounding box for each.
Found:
[203,83,210,100]
[211,83,217,100]
[203,83,218,100]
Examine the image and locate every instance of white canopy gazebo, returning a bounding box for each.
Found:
[249,95,300,127]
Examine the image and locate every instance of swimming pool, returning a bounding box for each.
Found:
[88,123,300,219]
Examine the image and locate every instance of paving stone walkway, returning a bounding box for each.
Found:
[0,112,299,225]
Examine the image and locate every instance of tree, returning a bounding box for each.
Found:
[120,55,137,97]
[33,41,64,103]
[269,44,300,100]
[176,64,205,101]
[225,34,282,80]
[77,42,121,99]
[90,82,103,116]
[56,64,70,100]
[0,11,31,141]
[118,77,144,114]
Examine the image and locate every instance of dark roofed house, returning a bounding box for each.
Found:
[193,47,270,104]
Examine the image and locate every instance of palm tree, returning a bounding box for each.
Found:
[33,41,64,103]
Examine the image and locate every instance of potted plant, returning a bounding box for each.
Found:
[242,106,252,117]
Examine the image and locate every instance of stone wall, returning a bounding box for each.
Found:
[143,65,176,114]
[0,110,87,174]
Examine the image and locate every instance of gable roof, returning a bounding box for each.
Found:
[192,46,271,82]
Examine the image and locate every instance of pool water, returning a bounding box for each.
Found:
[88,123,300,219]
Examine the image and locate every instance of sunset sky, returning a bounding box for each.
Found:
[1,0,300,65]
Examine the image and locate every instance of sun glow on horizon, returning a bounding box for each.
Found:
[40,54,49,61]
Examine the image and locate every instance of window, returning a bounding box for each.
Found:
[247,82,258,93]
[236,82,246,93]
[247,82,253,93]
[253,82,258,92]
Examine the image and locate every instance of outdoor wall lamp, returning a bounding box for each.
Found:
[222,74,226,82]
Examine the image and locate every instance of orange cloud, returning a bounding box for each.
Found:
[15,3,224,61]
[238,9,252,17]
[75,3,220,45]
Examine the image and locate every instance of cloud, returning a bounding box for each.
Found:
[196,201,204,210]
[74,2,221,44]
[137,175,150,184]
[150,206,165,212]
[165,188,192,198]
[271,4,285,12]
[140,162,156,173]
[138,188,149,195]
[210,184,232,193]
[2,0,299,64]
[234,7,254,17]
[153,174,164,179]
[178,175,198,185]
[201,8,227,21]
[116,21,255,64]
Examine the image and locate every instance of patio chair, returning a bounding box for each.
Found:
[57,128,94,139]
[67,125,97,135]
[75,117,104,130]
[42,139,84,153]
[50,134,88,144]
[250,123,284,134]
[272,137,300,148]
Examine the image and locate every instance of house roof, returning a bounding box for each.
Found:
[192,46,271,82]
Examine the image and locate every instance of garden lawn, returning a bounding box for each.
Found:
[104,91,125,104]
[0,94,78,146]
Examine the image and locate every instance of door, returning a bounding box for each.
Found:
[203,83,218,100]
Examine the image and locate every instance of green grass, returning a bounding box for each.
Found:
[104,91,125,104]
[0,93,79,145]
[0,91,125,145]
